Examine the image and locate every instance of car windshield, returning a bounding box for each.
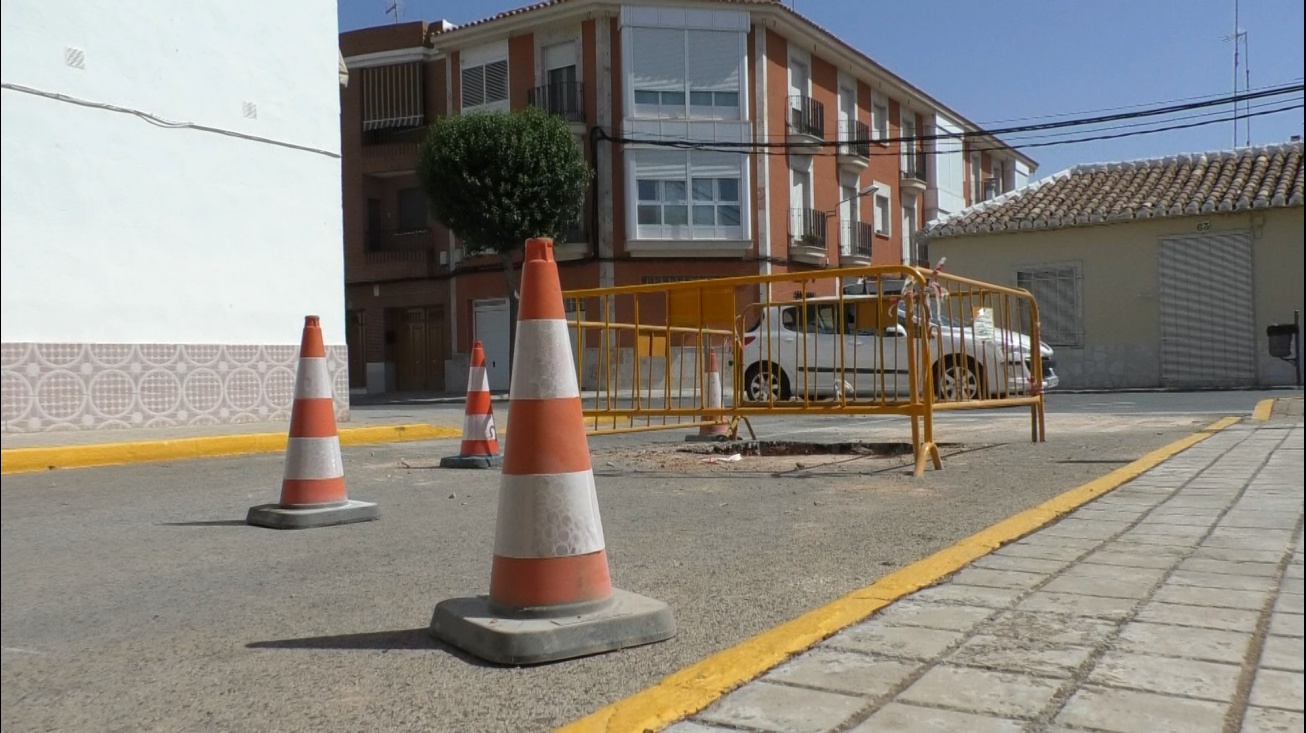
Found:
[895,301,963,328]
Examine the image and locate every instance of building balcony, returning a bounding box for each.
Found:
[839,220,874,265]
[789,207,828,264]
[527,81,585,124]
[901,152,928,194]
[554,215,591,261]
[358,126,426,175]
[349,228,442,282]
[837,120,871,174]
[787,96,825,156]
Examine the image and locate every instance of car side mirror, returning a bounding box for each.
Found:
[884,325,906,338]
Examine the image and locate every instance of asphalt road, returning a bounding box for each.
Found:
[0,391,1285,732]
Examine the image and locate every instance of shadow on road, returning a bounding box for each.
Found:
[245,628,499,667]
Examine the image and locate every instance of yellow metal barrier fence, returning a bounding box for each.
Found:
[564,265,1049,476]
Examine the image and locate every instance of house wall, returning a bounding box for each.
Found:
[1,0,346,432]
[927,207,1306,389]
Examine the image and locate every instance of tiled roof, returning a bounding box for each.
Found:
[923,141,1304,239]
[429,0,780,36]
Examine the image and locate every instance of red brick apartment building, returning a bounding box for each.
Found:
[339,0,1036,395]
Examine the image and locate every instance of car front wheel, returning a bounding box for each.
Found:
[935,357,984,401]
[744,362,791,402]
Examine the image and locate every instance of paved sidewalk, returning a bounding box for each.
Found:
[666,418,1304,733]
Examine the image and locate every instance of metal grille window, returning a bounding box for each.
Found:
[462,59,509,111]
[360,62,425,131]
[1016,264,1083,347]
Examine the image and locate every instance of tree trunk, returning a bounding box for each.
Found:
[499,249,519,378]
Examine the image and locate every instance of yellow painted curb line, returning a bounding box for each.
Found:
[557,414,1244,733]
[0,423,463,475]
[1252,398,1275,422]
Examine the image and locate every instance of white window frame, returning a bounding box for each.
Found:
[626,27,746,121]
[461,42,510,114]
[899,109,917,169]
[872,180,892,238]
[628,149,748,242]
[1015,262,1084,348]
[871,91,889,143]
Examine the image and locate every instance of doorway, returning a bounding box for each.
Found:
[473,299,511,391]
[395,306,447,392]
[345,310,367,390]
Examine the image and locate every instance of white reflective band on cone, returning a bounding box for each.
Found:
[282,437,345,480]
[466,366,488,393]
[494,471,605,558]
[464,413,496,441]
[509,320,581,400]
[293,357,334,400]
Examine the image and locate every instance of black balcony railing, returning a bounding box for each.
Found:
[528,81,585,123]
[901,151,927,182]
[788,96,825,139]
[790,208,828,249]
[838,120,871,158]
[366,227,438,253]
[841,220,873,260]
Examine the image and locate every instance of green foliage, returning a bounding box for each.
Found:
[416,107,591,256]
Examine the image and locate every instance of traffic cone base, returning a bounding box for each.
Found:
[430,238,675,664]
[246,498,378,530]
[247,315,378,529]
[431,588,674,666]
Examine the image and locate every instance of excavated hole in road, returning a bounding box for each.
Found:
[678,440,951,458]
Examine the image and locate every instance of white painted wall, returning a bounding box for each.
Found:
[0,0,345,345]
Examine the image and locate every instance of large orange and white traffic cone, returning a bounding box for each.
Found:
[686,347,731,442]
[431,238,675,665]
[440,341,502,469]
[246,316,378,529]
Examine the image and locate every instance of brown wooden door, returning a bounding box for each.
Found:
[345,310,367,389]
[395,307,446,391]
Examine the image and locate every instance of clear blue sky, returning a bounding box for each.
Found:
[339,0,1306,178]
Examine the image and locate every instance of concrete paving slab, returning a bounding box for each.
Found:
[1087,651,1242,701]
[847,702,1025,733]
[864,602,996,632]
[763,649,920,698]
[1040,574,1158,600]
[1259,634,1305,672]
[897,665,1061,719]
[1133,601,1261,633]
[1080,549,1182,570]
[982,610,1118,647]
[904,584,1024,609]
[1249,669,1306,712]
[1273,592,1303,614]
[1015,591,1139,620]
[1054,686,1228,733]
[970,554,1070,575]
[1151,584,1270,610]
[825,624,965,661]
[1178,557,1281,577]
[1167,569,1279,592]
[1269,612,1304,638]
[946,633,1093,679]
[1115,621,1252,664]
[989,543,1087,563]
[1241,705,1306,733]
[946,568,1045,591]
[696,680,866,733]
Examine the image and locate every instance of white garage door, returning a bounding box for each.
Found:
[473,299,511,392]
[1159,231,1256,388]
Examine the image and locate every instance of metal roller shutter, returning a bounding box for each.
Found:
[1159,231,1256,387]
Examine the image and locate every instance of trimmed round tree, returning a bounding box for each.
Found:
[417,108,591,365]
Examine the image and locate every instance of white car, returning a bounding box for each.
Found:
[735,296,1059,402]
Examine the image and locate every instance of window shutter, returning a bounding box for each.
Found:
[633,149,688,179]
[687,30,739,92]
[543,42,576,71]
[689,151,738,179]
[632,28,686,91]
[462,65,485,108]
[361,62,425,130]
[484,59,509,103]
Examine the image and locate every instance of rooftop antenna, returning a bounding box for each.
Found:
[384,0,403,24]
[1223,0,1250,146]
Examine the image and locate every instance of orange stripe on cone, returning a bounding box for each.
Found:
[281,477,347,507]
[289,398,339,439]
[489,238,613,611]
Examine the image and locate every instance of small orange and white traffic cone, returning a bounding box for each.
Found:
[246,316,378,529]
[686,348,731,442]
[440,341,502,469]
[431,238,675,665]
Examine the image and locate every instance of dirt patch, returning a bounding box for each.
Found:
[586,440,978,477]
